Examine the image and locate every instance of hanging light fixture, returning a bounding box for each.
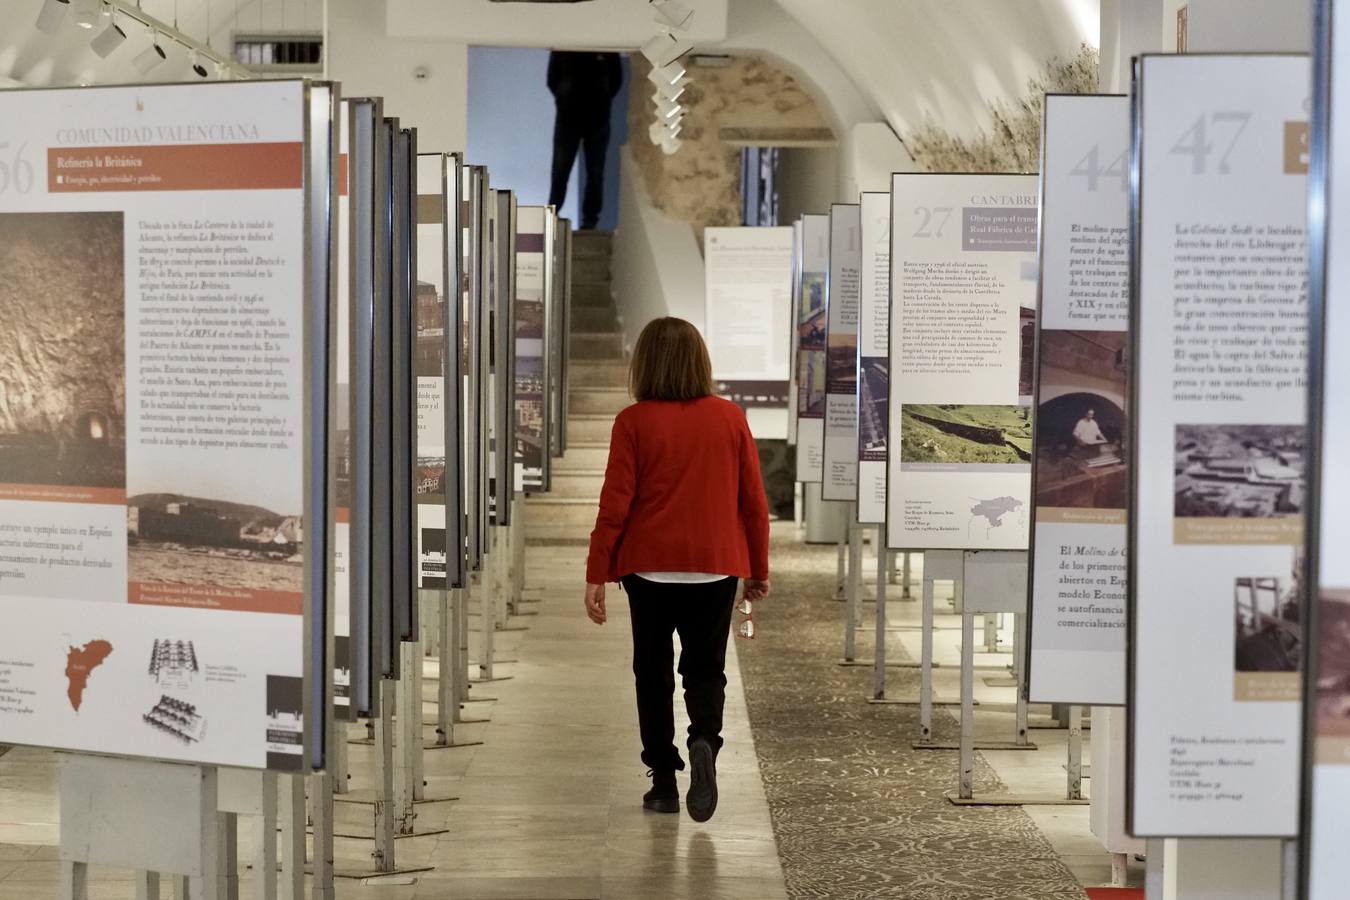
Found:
[640,32,693,69]
[188,48,208,77]
[649,0,694,31]
[647,60,686,88]
[35,0,71,34]
[90,7,128,57]
[74,0,100,29]
[133,31,167,74]
[653,74,687,103]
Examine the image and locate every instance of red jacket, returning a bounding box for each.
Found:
[586,395,770,585]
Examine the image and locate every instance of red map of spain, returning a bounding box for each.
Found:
[65,640,113,712]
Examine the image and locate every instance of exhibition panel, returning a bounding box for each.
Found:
[347,97,383,716]
[886,173,1039,551]
[371,116,397,684]
[703,225,795,439]
[1129,53,1308,838]
[414,152,461,592]
[856,192,891,524]
[0,79,332,770]
[795,213,830,480]
[462,164,485,572]
[1027,94,1131,707]
[1305,0,1350,891]
[515,205,550,492]
[822,203,861,501]
[788,219,803,448]
[391,126,417,642]
[334,99,355,722]
[492,190,517,526]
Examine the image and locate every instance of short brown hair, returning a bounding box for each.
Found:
[629,317,716,402]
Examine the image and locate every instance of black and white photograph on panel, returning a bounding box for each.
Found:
[0,211,126,491]
[1034,330,1128,510]
[1174,424,1305,518]
[1232,550,1302,703]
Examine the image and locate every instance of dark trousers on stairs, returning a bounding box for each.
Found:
[621,575,738,774]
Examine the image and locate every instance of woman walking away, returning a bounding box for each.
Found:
[584,317,771,823]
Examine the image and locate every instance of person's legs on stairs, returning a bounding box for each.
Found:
[579,119,611,229]
[622,576,684,776]
[550,108,584,211]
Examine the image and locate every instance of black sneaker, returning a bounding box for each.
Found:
[686,739,718,822]
[643,770,679,814]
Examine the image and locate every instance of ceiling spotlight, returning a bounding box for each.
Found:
[35,0,71,34]
[133,33,167,75]
[647,60,686,87]
[650,0,694,30]
[90,12,127,58]
[74,0,99,29]
[640,33,693,69]
[189,49,208,78]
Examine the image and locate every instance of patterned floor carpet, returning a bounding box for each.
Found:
[735,533,1088,900]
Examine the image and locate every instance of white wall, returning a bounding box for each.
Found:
[612,149,706,351]
[1187,0,1312,52]
[841,122,916,199]
[326,0,468,154]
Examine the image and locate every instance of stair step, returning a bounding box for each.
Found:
[522,496,602,528]
[568,388,629,416]
[557,442,611,469]
[569,360,628,388]
[571,283,613,309]
[570,332,626,361]
[573,257,611,285]
[569,306,619,333]
[572,230,613,259]
[566,414,616,443]
[525,521,593,543]
[546,470,607,498]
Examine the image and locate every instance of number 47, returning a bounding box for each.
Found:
[1171,111,1252,175]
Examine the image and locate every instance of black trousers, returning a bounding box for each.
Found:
[550,108,610,229]
[621,575,738,774]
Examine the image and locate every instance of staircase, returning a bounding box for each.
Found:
[526,230,627,542]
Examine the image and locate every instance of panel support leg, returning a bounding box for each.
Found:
[872,525,888,700]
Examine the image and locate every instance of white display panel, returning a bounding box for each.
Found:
[0,81,324,769]
[823,204,861,501]
[415,153,451,590]
[1306,2,1350,890]
[333,100,352,718]
[886,173,1039,550]
[1028,95,1131,706]
[857,193,890,523]
[704,226,793,439]
[514,206,548,491]
[787,219,802,447]
[795,214,829,479]
[1129,53,1308,837]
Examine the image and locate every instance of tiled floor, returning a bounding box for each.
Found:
[0,538,786,900]
[0,522,1138,899]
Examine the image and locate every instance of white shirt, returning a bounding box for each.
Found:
[636,572,727,584]
[1073,417,1106,446]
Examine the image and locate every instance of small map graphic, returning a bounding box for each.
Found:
[969,496,1026,539]
[65,639,114,712]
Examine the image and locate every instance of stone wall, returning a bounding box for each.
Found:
[628,54,834,243]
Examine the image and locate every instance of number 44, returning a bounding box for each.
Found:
[1069,144,1127,192]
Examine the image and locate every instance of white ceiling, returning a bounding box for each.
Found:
[769,0,1099,140]
[0,0,322,87]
